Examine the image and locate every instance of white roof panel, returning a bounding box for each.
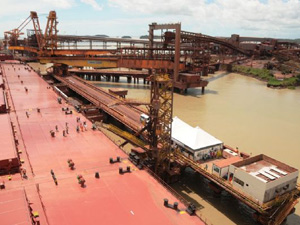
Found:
[171,117,223,151]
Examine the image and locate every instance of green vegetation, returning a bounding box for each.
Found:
[232,65,273,80]
[232,65,300,88]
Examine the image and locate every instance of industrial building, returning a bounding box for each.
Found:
[212,156,242,178]
[228,154,299,204]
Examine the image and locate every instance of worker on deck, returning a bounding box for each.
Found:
[21,168,27,179]
[50,130,55,137]
[65,122,69,134]
[53,175,58,185]
[83,121,87,131]
[76,125,80,133]
[92,121,96,130]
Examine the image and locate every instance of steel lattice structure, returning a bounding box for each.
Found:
[148,73,174,174]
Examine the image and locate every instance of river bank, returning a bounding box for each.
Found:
[232,65,300,89]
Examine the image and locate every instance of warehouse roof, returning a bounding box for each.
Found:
[172,117,223,151]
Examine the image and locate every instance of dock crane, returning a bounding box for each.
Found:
[4,11,58,54]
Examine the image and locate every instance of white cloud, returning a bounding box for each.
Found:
[80,0,103,10]
[0,0,75,17]
[1,0,300,39]
[41,0,74,8]
[108,0,300,38]
[0,0,76,37]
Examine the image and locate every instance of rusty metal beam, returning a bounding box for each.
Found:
[118,59,185,70]
[49,49,116,56]
[149,23,181,81]
[44,11,58,53]
[149,23,180,30]
[30,11,44,51]
[39,57,118,68]
[8,46,38,53]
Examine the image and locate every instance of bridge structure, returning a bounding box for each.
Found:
[54,75,146,134]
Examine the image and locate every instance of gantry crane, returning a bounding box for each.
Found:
[4,11,58,54]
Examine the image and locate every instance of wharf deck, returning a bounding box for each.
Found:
[70,68,149,78]
[176,153,300,220]
[0,62,203,225]
[54,75,146,133]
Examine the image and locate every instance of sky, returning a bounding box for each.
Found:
[1,0,300,39]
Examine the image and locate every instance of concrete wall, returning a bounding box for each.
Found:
[212,164,229,178]
[263,171,298,202]
[229,165,299,204]
[212,164,220,177]
[229,166,266,204]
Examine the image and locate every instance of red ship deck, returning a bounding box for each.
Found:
[0,189,32,225]
[0,62,204,225]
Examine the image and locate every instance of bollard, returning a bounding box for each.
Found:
[110,157,121,164]
[164,199,169,207]
[173,202,178,210]
[0,181,5,189]
[95,172,100,179]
